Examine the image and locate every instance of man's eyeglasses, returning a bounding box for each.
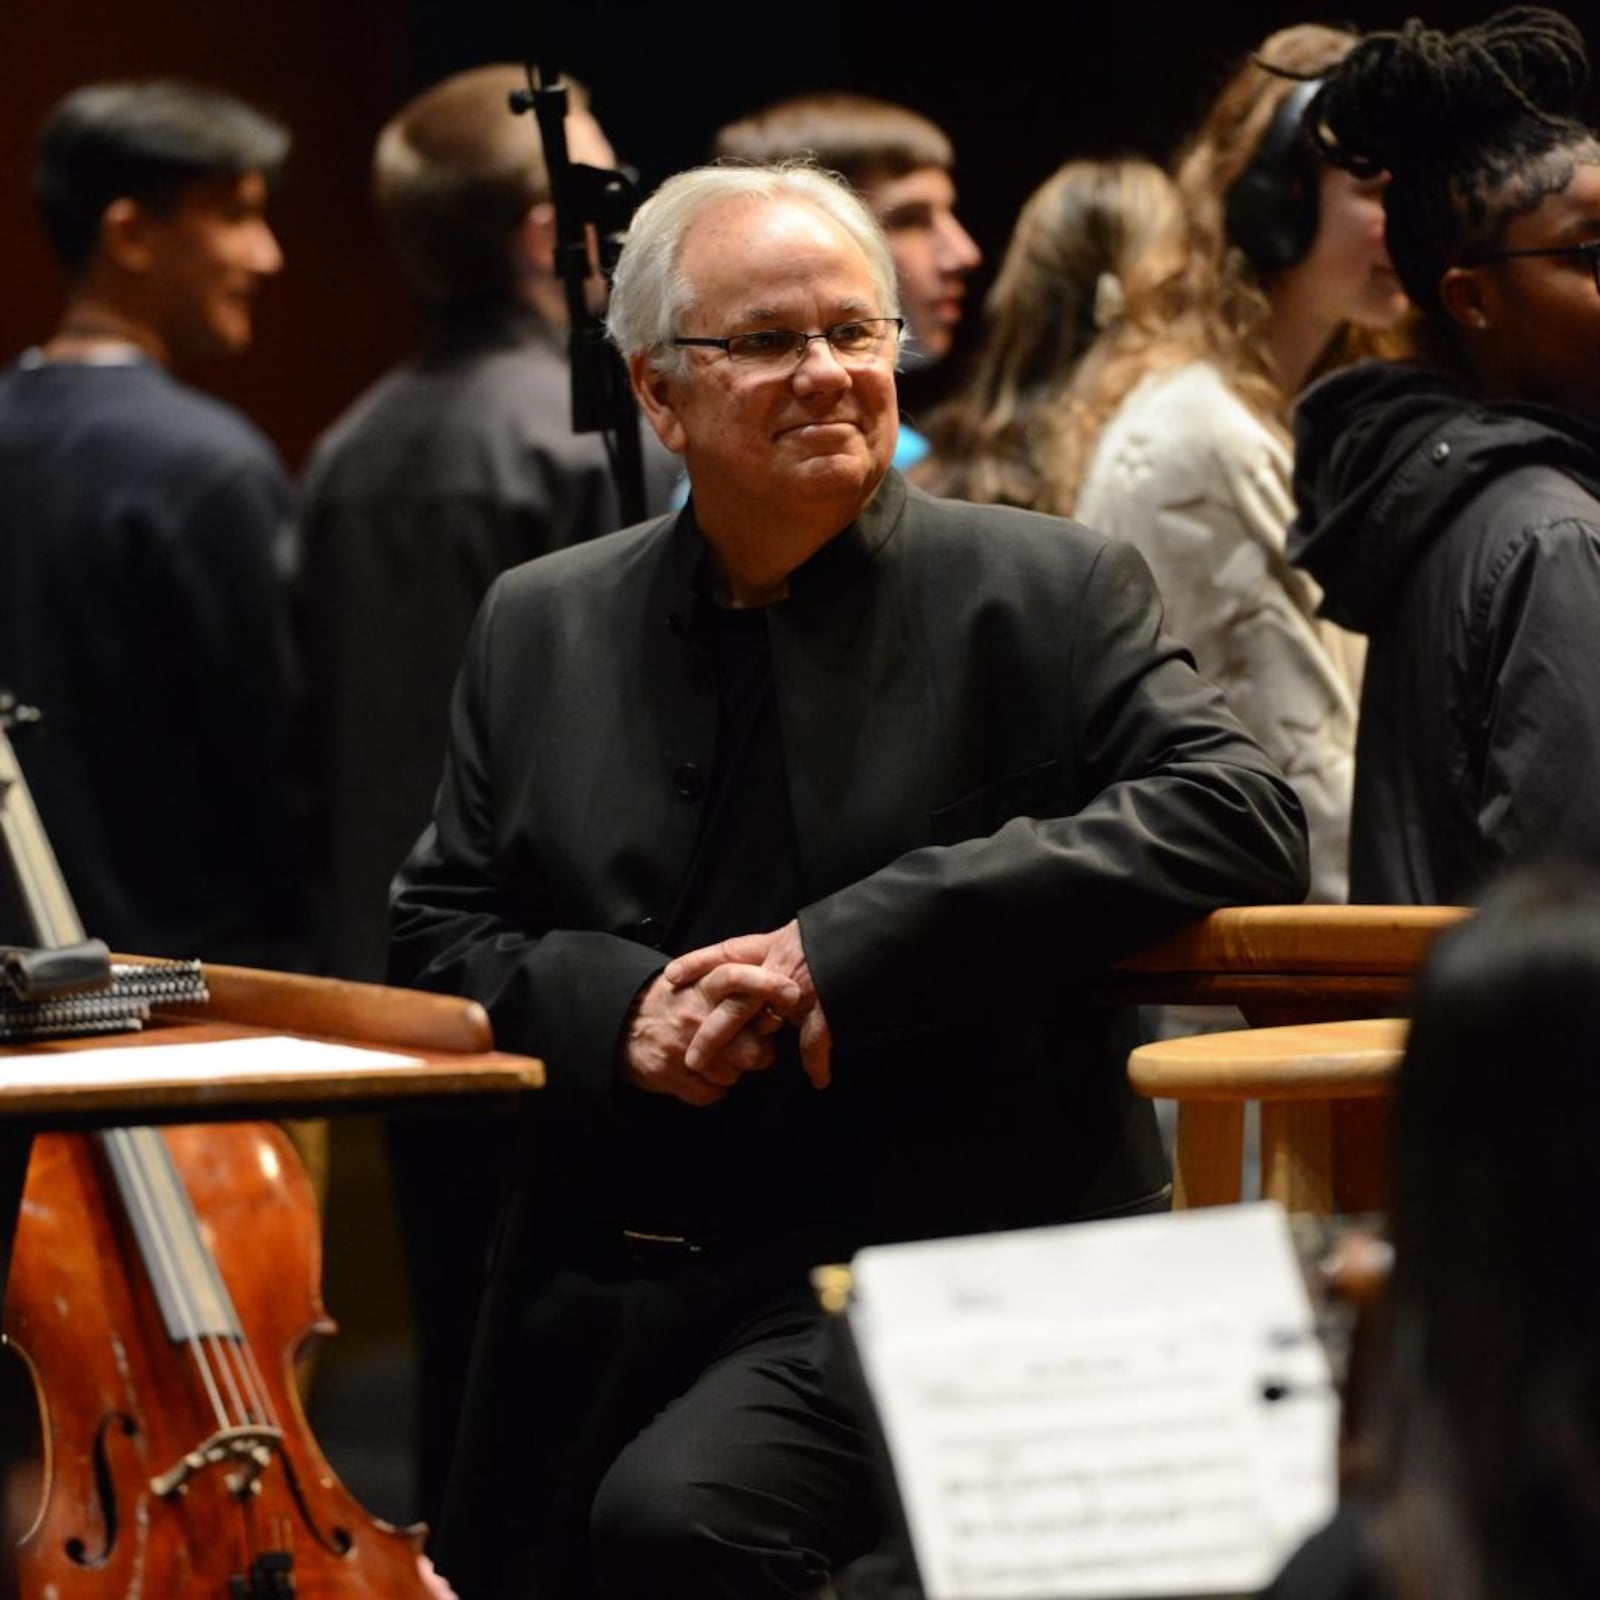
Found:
[1464,239,1600,293]
[671,317,904,370]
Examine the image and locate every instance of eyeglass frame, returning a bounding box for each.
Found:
[1460,239,1600,293]
[669,316,905,367]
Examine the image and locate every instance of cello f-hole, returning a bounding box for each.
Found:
[62,1410,138,1568]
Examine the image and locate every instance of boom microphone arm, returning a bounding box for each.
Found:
[510,64,647,526]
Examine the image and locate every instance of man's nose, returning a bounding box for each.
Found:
[936,213,981,274]
[790,335,851,388]
[250,222,285,276]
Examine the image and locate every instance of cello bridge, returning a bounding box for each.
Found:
[150,1424,286,1499]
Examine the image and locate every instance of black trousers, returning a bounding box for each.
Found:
[432,1217,891,1600]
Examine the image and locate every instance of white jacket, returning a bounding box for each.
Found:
[1076,361,1360,903]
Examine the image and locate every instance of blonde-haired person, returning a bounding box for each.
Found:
[1060,25,1411,908]
[913,156,1185,509]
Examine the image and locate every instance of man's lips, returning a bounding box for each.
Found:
[777,418,860,439]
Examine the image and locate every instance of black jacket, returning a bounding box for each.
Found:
[1291,361,1600,904]
[391,471,1309,1252]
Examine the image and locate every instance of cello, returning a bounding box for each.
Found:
[0,705,441,1597]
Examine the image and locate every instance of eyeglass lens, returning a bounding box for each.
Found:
[728,320,897,365]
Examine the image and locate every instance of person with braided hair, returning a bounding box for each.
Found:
[1289,5,1600,905]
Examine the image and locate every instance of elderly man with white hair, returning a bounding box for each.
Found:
[390,159,1308,1600]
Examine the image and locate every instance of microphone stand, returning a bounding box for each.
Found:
[510,64,648,526]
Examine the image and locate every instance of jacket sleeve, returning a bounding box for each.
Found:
[1473,514,1600,874]
[798,537,1311,1036]
[386,584,666,1129]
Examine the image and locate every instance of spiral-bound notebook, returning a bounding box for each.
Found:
[0,959,209,1043]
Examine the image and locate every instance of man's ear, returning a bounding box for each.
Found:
[631,352,688,455]
[1440,265,1494,333]
[99,197,158,274]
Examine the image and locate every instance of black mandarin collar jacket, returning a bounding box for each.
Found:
[391,470,1309,1247]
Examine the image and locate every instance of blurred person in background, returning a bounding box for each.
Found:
[0,79,306,972]
[1059,25,1412,915]
[713,91,981,469]
[913,155,1185,508]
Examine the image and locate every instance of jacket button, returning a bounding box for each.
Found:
[673,763,705,800]
[634,916,665,947]
[1431,441,1451,464]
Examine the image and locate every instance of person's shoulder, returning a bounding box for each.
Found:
[1080,360,1287,524]
[1474,470,1600,596]
[306,337,611,498]
[68,366,287,500]
[304,361,414,462]
[1103,361,1280,467]
[1449,437,1600,579]
[410,328,575,428]
[902,481,1116,578]
[138,366,282,460]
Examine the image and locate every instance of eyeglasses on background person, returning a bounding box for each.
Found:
[1460,237,1600,293]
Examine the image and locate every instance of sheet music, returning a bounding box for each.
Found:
[848,1203,1336,1600]
[0,1034,424,1089]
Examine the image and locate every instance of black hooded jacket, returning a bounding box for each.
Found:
[1290,361,1600,904]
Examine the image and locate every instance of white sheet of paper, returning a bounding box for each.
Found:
[849,1203,1336,1600]
[0,1034,424,1090]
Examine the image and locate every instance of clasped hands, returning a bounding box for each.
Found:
[622,919,832,1107]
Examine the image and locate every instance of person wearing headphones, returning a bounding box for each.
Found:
[1056,25,1410,913]
[1288,6,1600,907]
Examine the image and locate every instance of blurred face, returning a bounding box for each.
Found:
[861,165,980,363]
[1285,164,1409,333]
[142,171,283,363]
[566,107,615,171]
[1453,159,1600,423]
[633,196,898,537]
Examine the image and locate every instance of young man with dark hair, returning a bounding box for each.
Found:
[713,92,981,467]
[0,80,306,970]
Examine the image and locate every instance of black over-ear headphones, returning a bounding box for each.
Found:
[1223,77,1324,275]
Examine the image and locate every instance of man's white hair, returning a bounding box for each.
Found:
[606,160,902,376]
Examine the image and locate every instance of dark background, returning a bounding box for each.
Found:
[1,0,1551,473]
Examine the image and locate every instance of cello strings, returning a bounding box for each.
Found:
[177,1133,282,1431]
[102,1126,231,1430]
[106,1126,251,1432]
[138,1128,281,1432]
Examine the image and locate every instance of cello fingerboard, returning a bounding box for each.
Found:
[100,1126,243,1342]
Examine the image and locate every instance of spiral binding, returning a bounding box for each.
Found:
[0,959,209,1044]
